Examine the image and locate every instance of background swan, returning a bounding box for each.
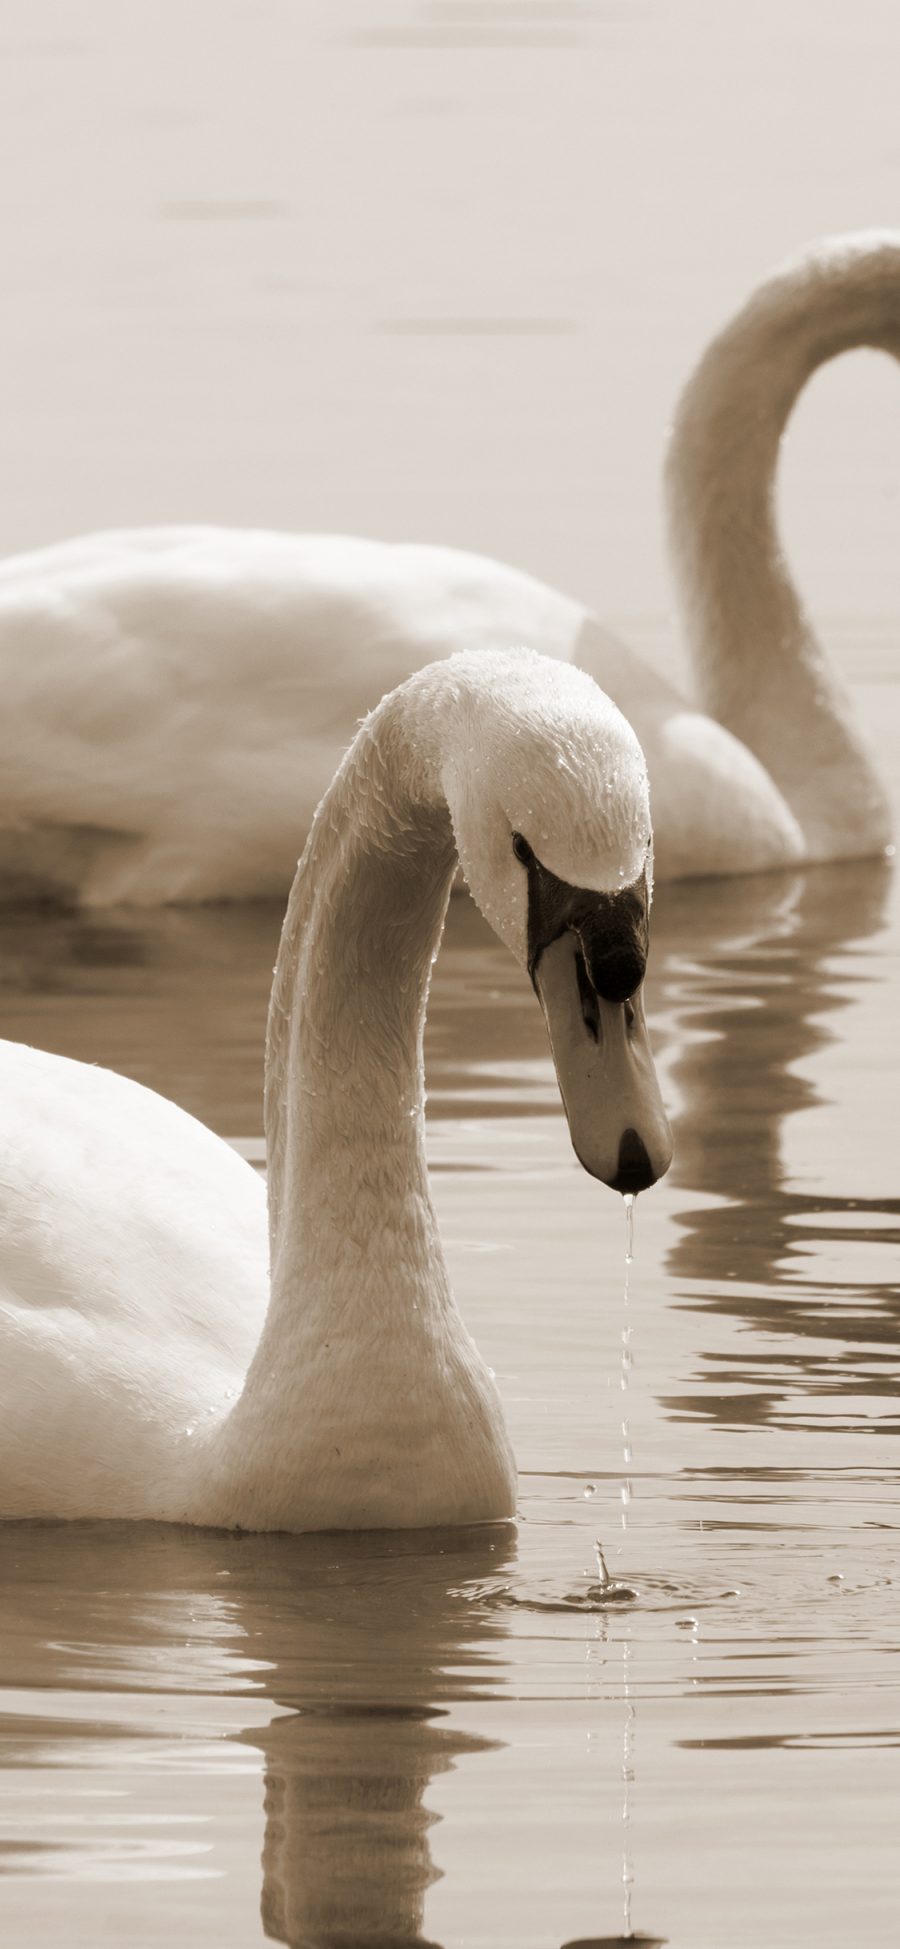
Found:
[0,231,894,905]
[0,651,672,1530]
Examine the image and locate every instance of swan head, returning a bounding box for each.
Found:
[440,651,673,1194]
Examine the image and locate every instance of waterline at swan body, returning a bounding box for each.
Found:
[1,231,894,905]
[0,652,672,1531]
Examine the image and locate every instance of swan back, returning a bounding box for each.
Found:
[0,530,584,904]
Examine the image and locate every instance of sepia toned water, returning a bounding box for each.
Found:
[1,769,898,1946]
[2,0,900,1943]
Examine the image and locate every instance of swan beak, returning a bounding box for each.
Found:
[533,930,673,1193]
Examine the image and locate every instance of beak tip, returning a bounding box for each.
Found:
[607,1126,671,1195]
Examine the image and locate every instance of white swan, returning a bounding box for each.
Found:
[0,232,893,905]
[0,651,672,1530]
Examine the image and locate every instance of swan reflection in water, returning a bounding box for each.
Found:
[239,1527,506,1949]
[0,1522,513,1946]
[0,1516,672,1946]
[651,857,899,1429]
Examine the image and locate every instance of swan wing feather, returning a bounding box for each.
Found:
[0,1040,267,1517]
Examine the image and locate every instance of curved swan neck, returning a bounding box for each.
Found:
[665,235,898,858]
[264,672,456,1321]
[202,664,517,1531]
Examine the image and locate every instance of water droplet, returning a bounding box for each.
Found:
[583,1481,597,1499]
[184,1425,195,1438]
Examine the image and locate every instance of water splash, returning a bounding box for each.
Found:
[582,1542,637,1607]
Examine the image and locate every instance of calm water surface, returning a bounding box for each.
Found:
[2,4,899,1940]
[1,835,898,1947]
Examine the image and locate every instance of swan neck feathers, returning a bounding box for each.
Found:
[665,231,898,860]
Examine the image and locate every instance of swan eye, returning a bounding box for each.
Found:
[512,832,534,867]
